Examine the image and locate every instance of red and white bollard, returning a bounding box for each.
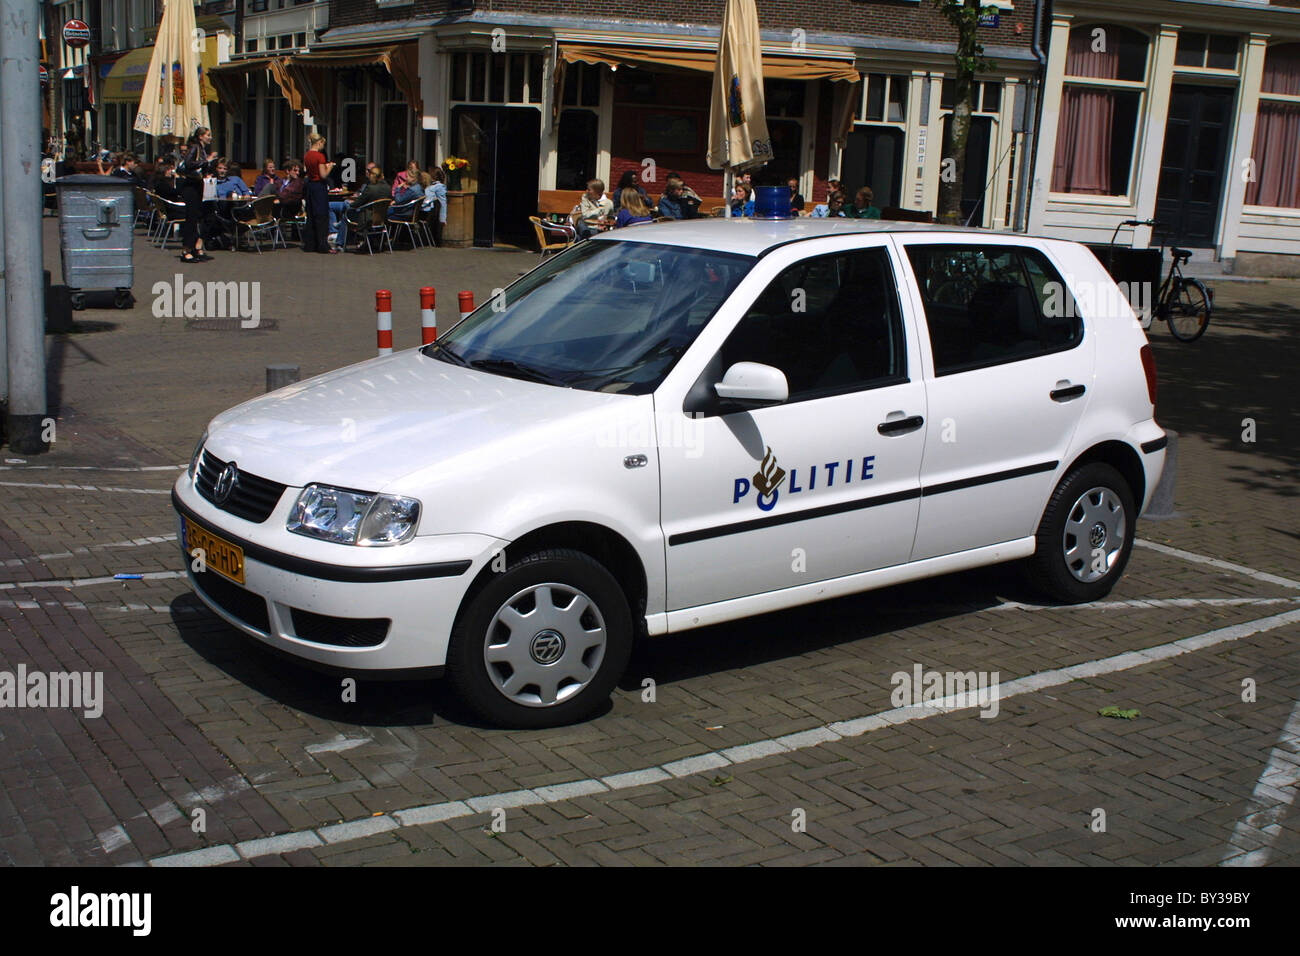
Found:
[458,290,475,321]
[375,289,393,356]
[420,286,437,345]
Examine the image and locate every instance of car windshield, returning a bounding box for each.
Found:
[428,238,754,393]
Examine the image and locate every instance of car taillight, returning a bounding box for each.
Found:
[1140,345,1157,407]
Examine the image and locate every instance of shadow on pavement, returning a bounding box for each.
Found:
[167,561,1026,725]
[1149,301,1298,498]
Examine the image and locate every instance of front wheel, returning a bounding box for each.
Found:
[1166,278,1210,342]
[446,548,633,728]
[1027,463,1137,604]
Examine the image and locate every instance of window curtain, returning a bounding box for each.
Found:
[1246,45,1300,208]
[1051,28,1122,194]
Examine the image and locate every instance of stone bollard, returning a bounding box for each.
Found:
[1144,429,1178,519]
[266,364,300,392]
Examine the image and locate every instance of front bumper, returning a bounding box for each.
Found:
[172,479,504,671]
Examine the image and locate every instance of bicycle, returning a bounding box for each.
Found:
[1109,219,1212,342]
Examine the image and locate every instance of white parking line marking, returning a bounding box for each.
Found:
[988,597,1300,611]
[1137,539,1300,591]
[141,607,1300,867]
[305,735,373,755]
[97,825,131,854]
[0,464,185,472]
[0,571,186,591]
[1,534,177,569]
[1222,697,1300,867]
[0,481,171,495]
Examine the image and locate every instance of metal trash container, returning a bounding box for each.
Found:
[56,174,135,310]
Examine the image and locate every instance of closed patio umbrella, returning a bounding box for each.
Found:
[132,0,210,137]
[706,0,772,217]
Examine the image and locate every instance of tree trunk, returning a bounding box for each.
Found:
[936,0,985,226]
[939,74,972,225]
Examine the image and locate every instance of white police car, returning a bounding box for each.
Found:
[173,218,1165,727]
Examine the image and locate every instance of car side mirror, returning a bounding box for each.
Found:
[714,362,788,410]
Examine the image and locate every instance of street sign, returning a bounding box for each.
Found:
[978,12,1000,27]
[63,19,92,49]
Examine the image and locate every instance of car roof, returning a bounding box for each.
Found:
[591,217,1020,257]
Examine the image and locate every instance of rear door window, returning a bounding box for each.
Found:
[903,244,1082,375]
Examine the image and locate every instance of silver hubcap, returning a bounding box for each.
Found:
[1063,486,1127,583]
[484,583,607,708]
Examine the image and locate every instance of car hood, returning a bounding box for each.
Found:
[203,349,635,492]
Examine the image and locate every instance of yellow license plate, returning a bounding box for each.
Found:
[184,518,246,585]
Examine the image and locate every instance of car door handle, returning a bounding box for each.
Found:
[877,415,924,436]
[1050,384,1086,402]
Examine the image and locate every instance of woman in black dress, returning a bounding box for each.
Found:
[177,127,216,263]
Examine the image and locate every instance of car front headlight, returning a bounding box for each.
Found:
[188,431,208,479]
[287,484,420,546]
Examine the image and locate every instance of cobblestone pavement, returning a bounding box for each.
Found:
[0,221,1296,866]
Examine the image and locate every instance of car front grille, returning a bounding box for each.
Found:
[192,568,271,634]
[290,608,390,648]
[195,449,287,523]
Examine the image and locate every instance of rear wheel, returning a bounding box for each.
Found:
[1166,278,1210,342]
[1028,463,1136,604]
[446,548,633,728]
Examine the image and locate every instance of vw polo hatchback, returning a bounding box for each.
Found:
[173,219,1166,727]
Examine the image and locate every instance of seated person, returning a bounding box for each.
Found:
[615,189,654,228]
[570,178,614,239]
[337,165,390,248]
[212,159,252,199]
[150,158,181,201]
[391,171,424,219]
[252,159,277,196]
[658,175,700,220]
[730,182,755,217]
[611,170,651,213]
[422,168,447,245]
[846,186,881,219]
[277,161,305,202]
[811,190,848,218]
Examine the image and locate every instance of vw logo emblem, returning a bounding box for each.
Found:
[213,462,239,505]
[530,629,565,665]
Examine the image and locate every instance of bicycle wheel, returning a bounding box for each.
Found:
[1167,277,1210,342]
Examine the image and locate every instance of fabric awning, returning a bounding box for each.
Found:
[558,44,860,82]
[101,38,221,105]
[98,46,153,103]
[208,56,281,112]
[284,43,421,115]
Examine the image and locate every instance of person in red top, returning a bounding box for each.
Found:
[301,133,335,253]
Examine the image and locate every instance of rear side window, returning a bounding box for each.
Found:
[717,246,907,402]
[904,244,1082,375]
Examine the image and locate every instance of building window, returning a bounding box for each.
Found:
[940,79,1001,115]
[562,61,602,107]
[556,109,599,190]
[246,39,258,53]
[1245,43,1300,209]
[1051,25,1149,197]
[1176,32,1239,72]
[451,49,546,105]
[859,74,909,122]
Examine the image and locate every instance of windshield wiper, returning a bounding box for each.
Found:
[470,358,568,387]
[425,340,468,366]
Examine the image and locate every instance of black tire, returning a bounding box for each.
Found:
[69,292,85,311]
[1027,462,1137,604]
[114,289,133,309]
[1166,278,1210,342]
[446,548,633,728]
